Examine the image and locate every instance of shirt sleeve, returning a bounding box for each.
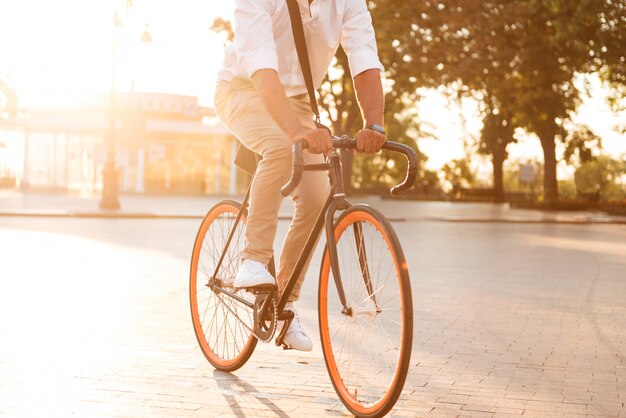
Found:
[233,0,279,78]
[341,0,384,78]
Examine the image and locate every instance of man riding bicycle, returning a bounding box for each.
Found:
[214,0,386,351]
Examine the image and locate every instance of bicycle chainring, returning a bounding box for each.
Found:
[252,291,278,343]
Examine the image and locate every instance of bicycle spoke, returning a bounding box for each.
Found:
[320,207,411,415]
[190,202,258,371]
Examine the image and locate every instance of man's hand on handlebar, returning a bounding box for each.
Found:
[292,127,333,154]
[355,129,386,154]
[282,136,418,197]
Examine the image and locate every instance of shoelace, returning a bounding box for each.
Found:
[247,261,268,275]
[288,312,306,336]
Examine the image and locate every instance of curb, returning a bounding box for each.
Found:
[0,211,202,220]
[417,216,626,225]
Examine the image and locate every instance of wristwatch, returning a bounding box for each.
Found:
[366,123,385,135]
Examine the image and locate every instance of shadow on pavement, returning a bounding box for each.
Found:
[213,369,291,418]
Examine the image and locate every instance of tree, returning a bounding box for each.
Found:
[575,156,626,202]
[371,1,521,200]
[596,0,626,87]
[478,103,515,202]
[372,0,626,204]
[317,47,360,193]
[473,0,626,203]
[441,157,475,193]
[209,18,233,43]
[562,125,602,165]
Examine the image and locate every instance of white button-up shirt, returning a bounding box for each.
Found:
[217,0,384,97]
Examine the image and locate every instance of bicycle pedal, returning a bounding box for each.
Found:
[248,285,277,294]
[275,336,293,350]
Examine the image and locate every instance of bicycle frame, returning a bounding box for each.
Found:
[208,136,417,323]
[208,147,354,318]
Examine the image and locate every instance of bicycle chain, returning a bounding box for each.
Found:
[213,288,278,343]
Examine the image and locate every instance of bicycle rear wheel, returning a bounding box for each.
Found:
[190,200,257,372]
[319,205,413,417]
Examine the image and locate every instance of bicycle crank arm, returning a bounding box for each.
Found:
[274,310,294,349]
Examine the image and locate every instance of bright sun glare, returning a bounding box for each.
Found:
[0,0,233,107]
[0,0,623,171]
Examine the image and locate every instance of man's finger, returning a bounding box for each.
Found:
[365,135,372,154]
[376,136,385,152]
[356,136,364,152]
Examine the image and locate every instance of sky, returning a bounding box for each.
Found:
[0,0,233,107]
[0,0,623,171]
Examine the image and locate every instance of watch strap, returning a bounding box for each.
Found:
[366,124,385,135]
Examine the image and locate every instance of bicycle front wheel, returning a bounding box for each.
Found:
[190,200,257,372]
[319,205,413,417]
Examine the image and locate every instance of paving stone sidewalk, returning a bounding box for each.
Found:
[0,206,625,417]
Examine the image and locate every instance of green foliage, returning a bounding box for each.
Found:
[210,3,626,201]
[574,155,626,202]
[421,169,444,194]
[371,0,626,202]
[319,48,361,135]
[558,180,577,200]
[351,111,429,192]
[574,162,603,195]
[441,158,475,190]
[603,182,626,203]
[320,47,426,193]
[503,160,544,193]
[478,108,515,160]
[210,18,234,43]
[561,125,602,164]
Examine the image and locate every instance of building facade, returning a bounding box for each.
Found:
[0,92,247,195]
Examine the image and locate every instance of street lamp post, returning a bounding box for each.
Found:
[100,13,122,210]
[99,8,151,209]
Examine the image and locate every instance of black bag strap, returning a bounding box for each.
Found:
[286,0,321,125]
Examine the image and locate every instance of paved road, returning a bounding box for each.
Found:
[0,215,625,417]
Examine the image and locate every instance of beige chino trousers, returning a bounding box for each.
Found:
[214,78,330,302]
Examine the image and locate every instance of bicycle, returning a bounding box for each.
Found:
[190,135,417,417]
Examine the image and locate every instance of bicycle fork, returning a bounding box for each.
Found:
[324,200,379,317]
[324,150,378,317]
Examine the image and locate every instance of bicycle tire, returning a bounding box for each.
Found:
[318,204,413,417]
[190,200,257,372]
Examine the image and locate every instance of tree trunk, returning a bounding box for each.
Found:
[492,147,505,203]
[539,132,558,204]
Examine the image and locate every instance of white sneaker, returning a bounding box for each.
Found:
[281,302,313,352]
[234,259,275,288]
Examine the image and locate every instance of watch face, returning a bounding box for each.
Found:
[368,124,385,134]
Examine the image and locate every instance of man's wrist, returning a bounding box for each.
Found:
[287,124,307,141]
[365,123,385,136]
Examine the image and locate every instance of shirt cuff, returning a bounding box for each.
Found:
[243,47,279,78]
[347,47,384,78]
